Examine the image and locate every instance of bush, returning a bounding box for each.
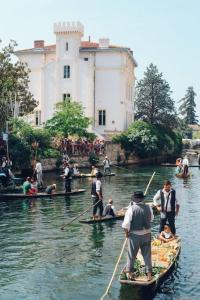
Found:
[88,151,99,166]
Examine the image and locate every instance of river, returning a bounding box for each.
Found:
[0,162,199,300]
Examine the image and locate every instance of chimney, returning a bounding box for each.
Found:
[34,40,45,48]
[99,38,110,48]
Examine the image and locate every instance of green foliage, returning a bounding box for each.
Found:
[8,135,31,170]
[116,151,122,164]
[113,120,182,158]
[8,118,59,168]
[42,148,60,159]
[176,118,193,139]
[179,86,198,124]
[135,63,177,128]
[0,40,37,131]
[45,101,91,137]
[88,152,99,166]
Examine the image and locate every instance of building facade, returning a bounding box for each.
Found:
[15,22,137,137]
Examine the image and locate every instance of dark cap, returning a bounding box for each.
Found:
[96,171,103,179]
[131,191,146,203]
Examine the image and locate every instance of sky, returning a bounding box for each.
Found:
[0,0,199,116]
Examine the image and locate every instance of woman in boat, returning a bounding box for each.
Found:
[91,165,98,176]
[175,162,183,174]
[159,225,175,243]
[122,191,154,281]
[22,177,37,195]
[103,199,116,217]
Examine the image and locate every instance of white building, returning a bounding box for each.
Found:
[15,21,137,137]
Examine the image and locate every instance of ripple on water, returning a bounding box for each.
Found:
[0,167,200,300]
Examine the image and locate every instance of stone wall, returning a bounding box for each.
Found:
[40,142,173,171]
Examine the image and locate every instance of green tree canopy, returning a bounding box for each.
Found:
[178,86,198,124]
[0,40,38,131]
[113,120,182,158]
[45,101,91,137]
[135,63,177,128]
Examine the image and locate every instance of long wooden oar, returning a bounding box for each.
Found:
[100,171,156,300]
[60,198,102,230]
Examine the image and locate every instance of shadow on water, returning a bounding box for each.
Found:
[119,285,155,300]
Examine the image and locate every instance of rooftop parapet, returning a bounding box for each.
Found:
[54,21,84,36]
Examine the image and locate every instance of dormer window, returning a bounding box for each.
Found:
[66,42,68,51]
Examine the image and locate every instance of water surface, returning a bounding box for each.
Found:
[0,163,199,300]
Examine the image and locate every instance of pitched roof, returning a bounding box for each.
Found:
[16,41,124,52]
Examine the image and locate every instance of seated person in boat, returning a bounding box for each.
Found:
[23,177,37,195]
[159,225,175,243]
[31,177,38,193]
[103,199,116,217]
[45,183,56,194]
[91,165,98,176]
[175,163,183,174]
[73,164,80,176]
[175,157,182,166]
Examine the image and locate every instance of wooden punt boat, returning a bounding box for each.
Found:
[73,173,115,179]
[0,189,86,199]
[161,163,199,167]
[175,172,191,178]
[119,237,181,290]
[79,202,158,224]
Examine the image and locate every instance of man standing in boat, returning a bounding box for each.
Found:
[122,191,153,281]
[35,159,43,188]
[182,155,189,176]
[91,172,103,220]
[103,156,111,175]
[63,162,73,192]
[153,180,180,235]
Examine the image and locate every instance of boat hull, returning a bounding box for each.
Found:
[0,189,86,200]
[119,237,181,291]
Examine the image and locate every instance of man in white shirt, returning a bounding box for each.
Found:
[35,160,43,187]
[153,180,180,234]
[122,191,154,281]
[91,172,103,219]
[103,156,111,175]
[182,156,189,176]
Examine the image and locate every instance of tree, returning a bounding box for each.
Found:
[0,40,38,131]
[45,101,91,137]
[135,63,177,128]
[179,87,198,124]
[113,120,182,158]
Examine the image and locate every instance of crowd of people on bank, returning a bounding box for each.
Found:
[59,138,105,156]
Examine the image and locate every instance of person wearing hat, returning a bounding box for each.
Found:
[45,183,57,195]
[91,172,104,219]
[103,155,111,175]
[153,180,179,235]
[122,191,154,281]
